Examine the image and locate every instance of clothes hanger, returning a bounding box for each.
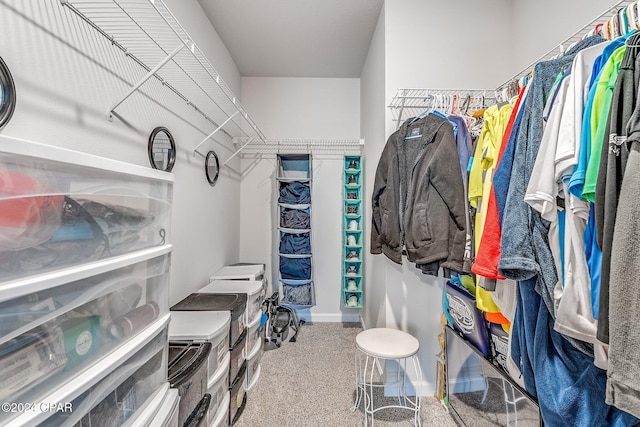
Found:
[612,14,621,38]
[625,6,635,31]
[602,19,611,39]
[619,7,629,35]
[629,4,638,31]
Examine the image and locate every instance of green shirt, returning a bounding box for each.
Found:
[583,46,626,202]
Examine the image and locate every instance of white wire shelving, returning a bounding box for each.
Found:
[60,0,267,158]
[234,138,364,157]
[388,88,494,128]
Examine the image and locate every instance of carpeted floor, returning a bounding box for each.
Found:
[235,322,456,427]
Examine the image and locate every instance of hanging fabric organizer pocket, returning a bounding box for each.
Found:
[280,280,314,307]
[279,232,311,255]
[278,182,311,205]
[279,256,311,280]
[279,207,310,230]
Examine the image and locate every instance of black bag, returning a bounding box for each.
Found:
[262,291,304,350]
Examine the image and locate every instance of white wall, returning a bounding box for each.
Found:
[0,0,243,305]
[240,77,361,322]
[360,5,387,330]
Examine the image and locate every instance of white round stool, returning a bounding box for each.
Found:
[353,328,422,426]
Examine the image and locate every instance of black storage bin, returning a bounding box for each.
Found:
[229,362,248,426]
[229,328,247,384]
[184,393,211,427]
[171,293,247,349]
[168,341,212,427]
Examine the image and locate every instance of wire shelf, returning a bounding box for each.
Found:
[236,138,364,156]
[388,88,495,127]
[61,0,267,156]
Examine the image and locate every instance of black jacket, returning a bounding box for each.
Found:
[371,114,466,272]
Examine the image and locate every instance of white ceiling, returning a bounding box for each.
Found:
[198,0,384,78]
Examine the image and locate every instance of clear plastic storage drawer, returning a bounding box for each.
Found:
[198,280,265,325]
[0,253,170,419]
[0,137,173,283]
[207,352,230,427]
[39,324,169,426]
[245,313,263,357]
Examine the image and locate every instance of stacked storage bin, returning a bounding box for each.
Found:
[210,264,269,301]
[0,137,176,426]
[169,311,231,426]
[171,293,247,426]
[276,155,315,308]
[199,280,265,392]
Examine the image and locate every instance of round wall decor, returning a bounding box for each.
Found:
[205,150,220,186]
[0,56,16,130]
[147,127,176,172]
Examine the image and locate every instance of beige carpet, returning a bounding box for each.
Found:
[235,322,456,427]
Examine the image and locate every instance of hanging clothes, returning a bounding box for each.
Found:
[595,31,640,344]
[472,85,530,279]
[468,102,513,320]
[370,113,466,273]
[607,139,640,418]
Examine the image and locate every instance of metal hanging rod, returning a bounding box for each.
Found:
[495,0,636,92]
[236,138,364,156]
[60,0,267,149]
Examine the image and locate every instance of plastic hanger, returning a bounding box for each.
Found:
[626,5,635,31]
[629,4,638,30]
[612,14,621,38]
[619,7,629,35]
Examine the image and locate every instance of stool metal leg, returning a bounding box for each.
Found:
[412,354,423,427]
[353,349,362,411]
[363,354,372,427]
[368,355,377,426]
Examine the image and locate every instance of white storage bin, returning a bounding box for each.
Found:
[150,388,180,427]
[199,280,264,325]
[210,264,264,282]
[210,392,230,427]
[229,330,247,385]
[0,137,173,284]
[229,362,247,426]
[207,352,230,427]
[169,311,230,384]
[39,324,169,426]
[244,313,263,357]
[0,253,170,416]
[171,294,246,350]
[244,339,263,391]
[3,315,170,426]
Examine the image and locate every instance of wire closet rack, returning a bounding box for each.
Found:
[234,138,364,158]
[388,88,495,128]
[60,0,267,158]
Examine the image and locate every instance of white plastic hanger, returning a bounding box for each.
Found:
[619,7,629,35]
